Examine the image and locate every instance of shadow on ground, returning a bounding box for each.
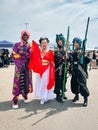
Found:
[0,99,83,126]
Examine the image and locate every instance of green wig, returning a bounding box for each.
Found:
[56,33,65,47]
[72,37,82,47]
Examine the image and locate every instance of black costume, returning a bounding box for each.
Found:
[71,38,90,106]
[54,34,68,103]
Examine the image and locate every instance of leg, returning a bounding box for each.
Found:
[22,94,28,100]
[54,71,63,103]
[78,70,89,106]
[83,97,88,107]
[71,75,79,102]
[12,95,19,109]
[22,94,30,103]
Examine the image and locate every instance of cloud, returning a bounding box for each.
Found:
[0,0,98,48]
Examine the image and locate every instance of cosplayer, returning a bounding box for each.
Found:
[92,50,97,69]
[11,30,33,109]
[54,34,68,103]
[71,37,90,106]
[28,38,55,104]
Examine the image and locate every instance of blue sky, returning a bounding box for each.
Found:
[0,0,98,49]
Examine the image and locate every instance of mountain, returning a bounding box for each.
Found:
[0,40,14,48]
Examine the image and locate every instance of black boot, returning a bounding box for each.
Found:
[63,96,68,100]
[56,94,63,103]
[72,94,79,102]
[83,97,88,107]
[62,94,68,100]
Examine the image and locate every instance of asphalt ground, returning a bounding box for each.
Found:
[0,65,98,130]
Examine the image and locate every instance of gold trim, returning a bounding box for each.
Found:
[42,60,49,65]
[12,51,21,58]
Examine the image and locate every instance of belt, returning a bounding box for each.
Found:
[42,60,49,65]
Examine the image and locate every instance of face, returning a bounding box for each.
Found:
[58,40,63,46]
[70,50,72,53]
[22,33,29,42]
[74,41,80,49]
[40,39,48,49]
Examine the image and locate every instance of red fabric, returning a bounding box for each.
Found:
[28,43,55,90]
[46,50,55,90]
[28,40,42,76]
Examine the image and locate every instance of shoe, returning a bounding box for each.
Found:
[24,99,30,103]
[62,95,68,100]
[40,99,45,105]
[12,100,19,109]
[72,95,79,102]
[56,94,61,100]
[12,104,19,109]
[56,95,64,103]
[83,98,88,107]
[57,98,64,103]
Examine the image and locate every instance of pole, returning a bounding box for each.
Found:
[82,17,90,66]
[62,26,70,98]
[24,23,29,29]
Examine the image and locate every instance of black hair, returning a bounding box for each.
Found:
[39,37,50,44]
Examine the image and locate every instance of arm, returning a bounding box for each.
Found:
[11,43,21,59]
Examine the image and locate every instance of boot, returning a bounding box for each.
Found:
[63,96,68,100]
[72,94,79,102]
[83,97,88,107]
[56,94,64,103]
[62,94,68,100]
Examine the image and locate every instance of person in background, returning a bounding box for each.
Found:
[96,51,98,67]
[4,49,10,67]
[1,49,5,67]
[11,30,33,109]
[0,49,3,67]
[92,50,97,69]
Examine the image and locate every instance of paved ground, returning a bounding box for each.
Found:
[0,65,98,130]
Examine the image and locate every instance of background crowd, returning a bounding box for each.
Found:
[0,47,98,69]
[0,48,13,67]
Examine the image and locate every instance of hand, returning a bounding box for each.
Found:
[77,50,82,53]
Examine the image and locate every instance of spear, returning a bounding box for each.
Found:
[66,26,70,49]
[81,17,90,66]
[62,26,70,98]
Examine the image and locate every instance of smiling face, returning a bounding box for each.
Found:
[40,39,48,50]
[22,33,29,42]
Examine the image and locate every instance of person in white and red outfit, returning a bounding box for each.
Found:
[28,38,55,104]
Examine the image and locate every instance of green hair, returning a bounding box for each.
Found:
[72,37,82,47]
[56,33,65,46]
